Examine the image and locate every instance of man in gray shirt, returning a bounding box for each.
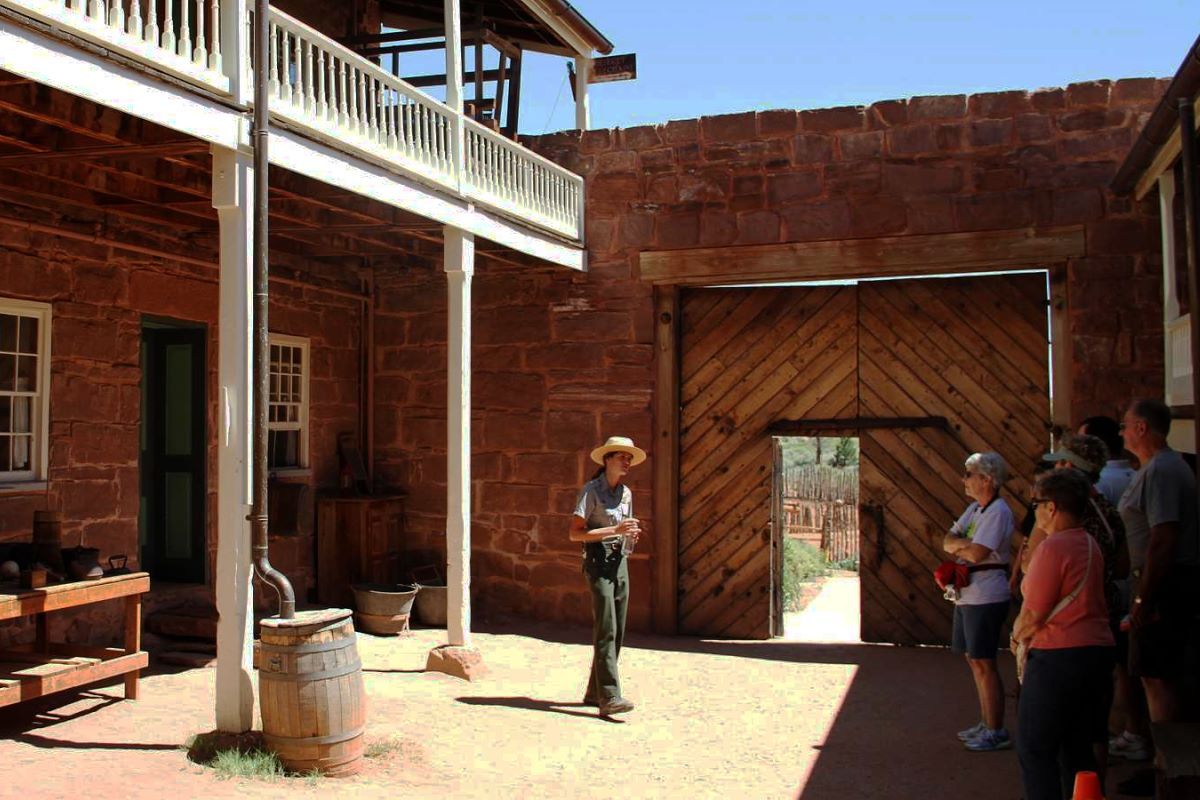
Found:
[1118,399,1200,723]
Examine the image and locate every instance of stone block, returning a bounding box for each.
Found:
[482,413,544,450]
[425,645,487,681]
[1015,114,1053,143]
[848,197,907,237]
[766,171,822,206]
[953,191,1035,231]
[475,371,545,411]
[800,105,865,133]
[618,212,656,249]
[882,163,963,194]
[620,125,662,150]
[758,110,798,137]
[824,162,881,195]
[655,213,700,249]
[968,118,1013,148]
[887,125,937,155]
[780,200,852,242]
[868,99,908,128]
[838,130,883,159]
[969,90,1030,118]
[699,210,738,246]
[639,147,676,173]
[909,94,967,121]
[663,119,699,146]
[792,133,834,164]
[1066,80,1111,108]
[1061,128,1132,159]
[595,150,639,174]
[701,111,759,142]
[736,211,781,245]
[1031,88,1066,111]
[579,128,612,154]
[475,307,550,345]
[1112,78,1162,105]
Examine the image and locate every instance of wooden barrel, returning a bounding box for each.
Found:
[258,608,366,777]
[32,510,64,572]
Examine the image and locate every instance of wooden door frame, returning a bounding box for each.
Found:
[646,226,1081,636]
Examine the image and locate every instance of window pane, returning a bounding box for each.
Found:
[0,436,9,471]
[270,374,279,401]
[0,315,15,352]
[11,435,30,471]
[0,397,8,432]
[0,354,13,391]
[17,317,37,354]
[10,397,30,433]
[16,355,36,392]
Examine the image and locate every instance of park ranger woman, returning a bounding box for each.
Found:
[568,436,645,718]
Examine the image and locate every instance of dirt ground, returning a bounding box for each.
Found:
[0,580,1147,799]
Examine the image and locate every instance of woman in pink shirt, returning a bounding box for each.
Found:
[1011,469,1115,800]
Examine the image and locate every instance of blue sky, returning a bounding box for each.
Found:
[514,1,1199,134]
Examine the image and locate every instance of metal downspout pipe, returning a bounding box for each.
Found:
[251,0,295,619]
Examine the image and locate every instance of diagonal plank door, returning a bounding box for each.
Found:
[856,274,1050,646]
[678,286,857,638]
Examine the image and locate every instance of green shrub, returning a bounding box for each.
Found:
[781,538,828,612]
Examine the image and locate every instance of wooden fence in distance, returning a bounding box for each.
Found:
[781,465,859,565]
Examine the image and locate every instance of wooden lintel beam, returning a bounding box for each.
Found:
[341,27,444,45]
[0,140,207,165]
[638,226,1087,286]
[767,416,950,435]
[404,68,501,88]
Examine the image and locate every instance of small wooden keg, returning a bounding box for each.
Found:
[32,511,64,573]
[258,608,366,777]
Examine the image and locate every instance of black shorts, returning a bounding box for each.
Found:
[1129,567,1200,680]
[952,601,1010,660]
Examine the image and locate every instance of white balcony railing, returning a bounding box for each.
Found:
[7,0,230,92]
[1167,314,1192,407]
[263,7,583,240]
[0,0,584,241]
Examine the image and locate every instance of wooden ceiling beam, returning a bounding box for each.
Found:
[0,140,207,165]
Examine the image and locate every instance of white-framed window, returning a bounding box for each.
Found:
[268,334,309,471]
[0,299,51,484]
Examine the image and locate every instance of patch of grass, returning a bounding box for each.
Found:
[365,736,404,759]
[830,557,860,572]
[185,730,301,781]
[781,539,828,612]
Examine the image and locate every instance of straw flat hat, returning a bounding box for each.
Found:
[590,436,647,466]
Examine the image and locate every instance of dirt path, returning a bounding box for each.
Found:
[0,611,1049,800]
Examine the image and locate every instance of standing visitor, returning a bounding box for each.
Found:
[568,436,645,718]
[943,452,1014,752]
[1079,415,1137,507]
[1013,469,1115,800]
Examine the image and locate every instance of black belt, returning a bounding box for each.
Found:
[584,539,623,557]
[968,563,1008,574]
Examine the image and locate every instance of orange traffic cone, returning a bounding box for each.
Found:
[1071,771,1104,800]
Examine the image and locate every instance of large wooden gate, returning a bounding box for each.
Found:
[677,274,1048,643]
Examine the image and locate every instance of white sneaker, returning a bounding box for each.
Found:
[957,721,986,741]
[1109,731,1151,761]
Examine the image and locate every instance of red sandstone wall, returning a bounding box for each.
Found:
[0,231,363,642]
[375,78,1170,632]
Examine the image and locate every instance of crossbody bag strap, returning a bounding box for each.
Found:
[1045,534,1094,624]
[1089,498,1115,541]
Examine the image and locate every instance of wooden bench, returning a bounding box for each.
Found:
[0,572,150,707]
[1152,722,1200,800]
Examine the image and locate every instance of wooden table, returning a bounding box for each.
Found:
[0,572,150,708]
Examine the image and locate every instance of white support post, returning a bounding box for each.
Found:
[212,144,255,731]
[574,55,591,131]
[445,225,473,648]
[425,225,484,679]
[1160,171,1180,320]
[444,0,464,187]
[220,0,250,105]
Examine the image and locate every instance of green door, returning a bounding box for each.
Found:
[140,324,206,583]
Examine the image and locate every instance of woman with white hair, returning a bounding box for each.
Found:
[943,451,1015,752]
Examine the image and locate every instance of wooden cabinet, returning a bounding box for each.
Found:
[316,494,405,607]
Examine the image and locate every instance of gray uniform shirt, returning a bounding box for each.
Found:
[1118,447,1200,570]
[574,476,632,542]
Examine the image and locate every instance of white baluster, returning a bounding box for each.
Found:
[177,0,190,59]
[267,21,279,97]
[383,84,395,148]
[107,0,123,31]
[127,0,142,36]
[291,33,302,107]
[338,61,349,126]
[208,0,219,70]
[303,41,314,113]
[316,49,327,119]
[401,102,413,157]
[193,0,207,66]
[88,0,105,23]
[161,0,174,53]
[280,29,292,103]
[371,79,381,143]
[69,0,85,15]
[355,72,367,136]
[142,0,157,43]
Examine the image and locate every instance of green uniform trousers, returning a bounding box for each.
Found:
[584,545,629,703]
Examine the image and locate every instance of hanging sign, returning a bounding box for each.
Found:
[588,53,637,84]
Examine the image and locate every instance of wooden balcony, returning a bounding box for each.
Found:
[0,0,585,243]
